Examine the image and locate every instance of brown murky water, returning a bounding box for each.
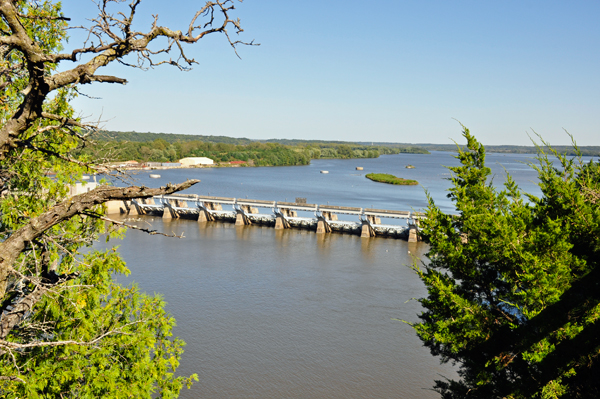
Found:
[108,219,450,398]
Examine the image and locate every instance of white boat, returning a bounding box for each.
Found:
[320,170,329,174]
[149,174,161,178]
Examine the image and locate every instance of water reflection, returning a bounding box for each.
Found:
[98,216,456,399]
[234,224,253,241]
[407,241,429,260]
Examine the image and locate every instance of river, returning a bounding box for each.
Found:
[98,151,554,398]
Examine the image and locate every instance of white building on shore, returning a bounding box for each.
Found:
[179,157,214,166]
[68,175,98,196]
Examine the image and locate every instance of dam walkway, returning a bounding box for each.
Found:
[107,194,425,242]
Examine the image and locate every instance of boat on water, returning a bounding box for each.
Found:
[149,174,161,178]
[405,165,415,169]
[320,170,329,174]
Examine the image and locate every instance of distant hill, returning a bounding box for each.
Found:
[91,131,379,146]
[90,131,599,157]
[88,131,430,155]
[90,130,254,145]
[356,142,600,157]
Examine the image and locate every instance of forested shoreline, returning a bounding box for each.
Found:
[77,130,430,166]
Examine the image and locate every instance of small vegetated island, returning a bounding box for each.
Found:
[365,173,418,185]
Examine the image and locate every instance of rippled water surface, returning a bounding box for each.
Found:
[98,151,573,398]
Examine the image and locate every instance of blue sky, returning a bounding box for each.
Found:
[60,0,600,146]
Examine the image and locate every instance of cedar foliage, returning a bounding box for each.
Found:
[413,127,600,398]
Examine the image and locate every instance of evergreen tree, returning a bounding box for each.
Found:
[413,127,600,398]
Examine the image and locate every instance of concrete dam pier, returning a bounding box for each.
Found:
[107,194,424,242]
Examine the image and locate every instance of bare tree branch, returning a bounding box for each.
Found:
[39,112,94,139]
[0,180,199,297]
[0,0,256,158]
[83,211,186,238]
[0,319,144,350]
[0,283,47,340]
[0,0,251,386]
[0,375,25,383]
[17,12,70,22]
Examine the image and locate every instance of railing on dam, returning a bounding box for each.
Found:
[106,194,425,242]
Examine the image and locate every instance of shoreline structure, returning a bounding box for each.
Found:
[106,194,424,242]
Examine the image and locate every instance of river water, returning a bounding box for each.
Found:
[98,151,555,398]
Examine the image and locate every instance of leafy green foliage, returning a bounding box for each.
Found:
[365,173,418,185]
[1,250,195,398]
[0,1,66,117]
[0,2,196,396]
[413,127,600,398]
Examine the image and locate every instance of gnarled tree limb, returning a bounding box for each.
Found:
[0,179,198,341]
[0,0,255,158]
[0,179,199,298]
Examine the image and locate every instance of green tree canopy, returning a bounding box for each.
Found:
[0,0,250,396]
[413,127,600,398]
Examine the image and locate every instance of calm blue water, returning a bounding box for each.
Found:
[122,151,545,214]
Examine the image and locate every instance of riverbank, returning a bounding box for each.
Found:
[77,130,430,168]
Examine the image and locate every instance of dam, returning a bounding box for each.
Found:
[107,194,424,242]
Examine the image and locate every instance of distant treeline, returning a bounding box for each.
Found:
[78,131,430,166]
[90,130,254,145]
[358,142,600,157]
[78,139,310,166]
[88,131,598,157]
[262,138,428,155]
